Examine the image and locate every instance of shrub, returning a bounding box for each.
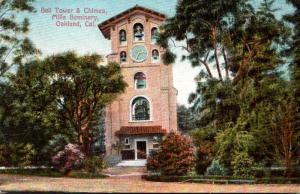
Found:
[18,143,36,167]
[206,160,228,176]
[231,151,254,177]
[42,134,70,157]
[195,144,213,175]
[52,143,85,174]
[0,144,11,166]
[0,143,36,167]
[146,151,160,172]
[147,132,195,176]
[84,156,104,173]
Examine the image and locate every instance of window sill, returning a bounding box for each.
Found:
[128,120,153,123]
[133,40,145,43]
[120,42,127,47]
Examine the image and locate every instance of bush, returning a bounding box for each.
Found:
[147,132,195,176]
[0,144,11,166]
[42,134,70,159]
[84,156,104,173]
[195,145,213,175]
[231,151,254,177]
[52,143,85,174]
[18,143,36,167]
[146,151,160,172]
[0,143,36,167]
[206,160,228,176]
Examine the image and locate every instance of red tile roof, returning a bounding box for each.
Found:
[98,5,166,39]
[116,126,166,136]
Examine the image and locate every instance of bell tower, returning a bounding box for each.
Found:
[98,5,177,165]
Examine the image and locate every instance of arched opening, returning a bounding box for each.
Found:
[152,49,159,62]
[131,96,150,121]
[120,51,127,63]
[134,72,146,89]
[151,27,159,43]
[119,29,126,44]
[133,23,144,41]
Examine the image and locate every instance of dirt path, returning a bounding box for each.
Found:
[0,174,299,193]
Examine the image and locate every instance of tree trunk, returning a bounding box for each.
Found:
[79,124,91,156]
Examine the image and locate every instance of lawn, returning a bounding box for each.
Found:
[0,168,108,179]
[0,173,299,193]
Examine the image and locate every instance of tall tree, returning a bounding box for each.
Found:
[285,0,300,154]
[43,52,127,155]
[2,52,127,157]
[161,0,292,173]
[0,0,39,77]
[271,94,298,176]
[177,104,197,132]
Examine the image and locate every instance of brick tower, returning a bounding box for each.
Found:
[98,5,177,165]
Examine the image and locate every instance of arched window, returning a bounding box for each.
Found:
[152,49,159,62]
[134,72,146,89]
[119,29,126,44]
[151,27,159,43]
[120,51,127,63]
[133,23,144,41]
[131,97,150,121]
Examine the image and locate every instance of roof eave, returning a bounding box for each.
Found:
[98,5,166,40]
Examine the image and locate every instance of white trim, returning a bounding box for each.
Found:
[129,95,153,122]
[134,139,148,160]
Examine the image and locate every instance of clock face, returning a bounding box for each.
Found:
[131,45,148,62]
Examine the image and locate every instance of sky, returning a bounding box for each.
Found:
[22,0,294,106]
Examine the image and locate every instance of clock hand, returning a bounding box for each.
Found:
[136,52,141,60]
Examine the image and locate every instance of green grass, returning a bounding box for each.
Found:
[0,168,108,179]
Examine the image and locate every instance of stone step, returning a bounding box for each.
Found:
[117,160,146,167]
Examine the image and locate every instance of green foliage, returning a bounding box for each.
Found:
[0,51,126,163]
[177,104,197,132]
[191,127,215,175]
[231,151,254,177]
[0,0,39,76]
[0,143,36,167]
[167,0,297,177]
[285,0,300,167]
[206,160,228,176]
[84,156,104,173]
[89,108,106,155]
[43,52,127,155]
[41,134,71,163]
[0,144,10,166]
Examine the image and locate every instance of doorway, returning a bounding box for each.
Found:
[136,141,147,160]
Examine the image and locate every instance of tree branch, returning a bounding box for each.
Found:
[222,46,229,79]
[170,38,191,53]
[212,26,223,81]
